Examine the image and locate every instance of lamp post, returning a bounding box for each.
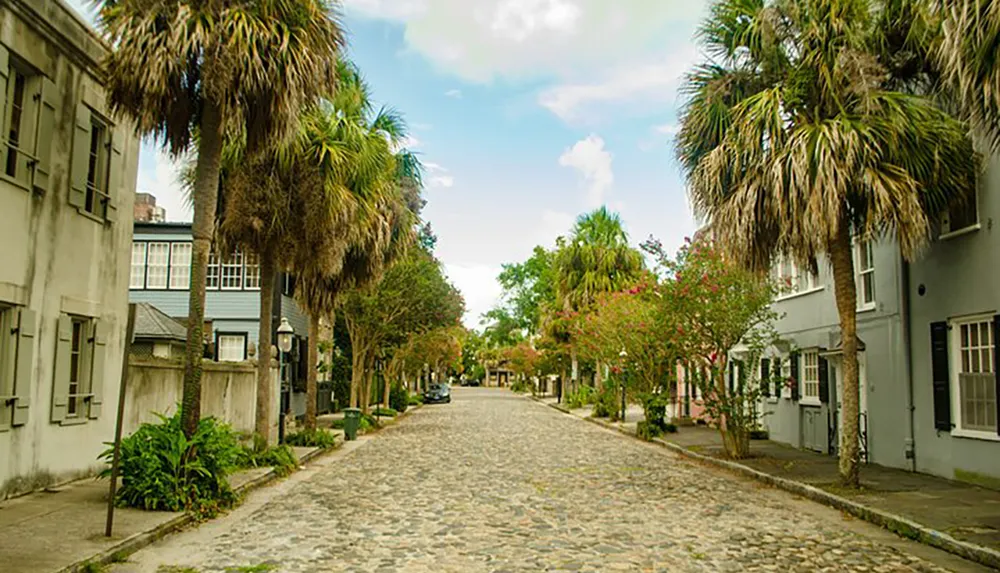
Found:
[619,348,628,422]
[277,317,294,444]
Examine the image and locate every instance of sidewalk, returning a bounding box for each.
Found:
[0,443,334,573]
[535,395,1000,569]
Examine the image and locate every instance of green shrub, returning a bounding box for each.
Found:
[100,412,240,517]
[510,379,532,393]
[408,394,424,406]
[236,435,298,477]
[371,406,398,417]
[389,383,409,413]
[637,420,663,441]
[662,423,678,433]
[330,418,346,430]
[641,393,667,428]
[285,429,338,448]
[332,378,350,412]
[565,385,597,409]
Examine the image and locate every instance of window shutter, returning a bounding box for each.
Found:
[12,307,35,426]
[818,355,829,403]
[88,319,107,419]
[69,104,91,210]
[790,352,800,401]
[760,358,770,397]
[105,128,123,223]
[994,316,999,436]
[930,321,951,431]
[728,360,735,393]
[773,358,782,398]
[51,315,72,422]
[33,77,58,195]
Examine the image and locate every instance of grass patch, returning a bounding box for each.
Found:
[225,564,277,573]
[284,429,338,448]
[110,550,130,563]
[371,407,397,417]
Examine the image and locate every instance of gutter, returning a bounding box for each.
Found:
[901,254,917,472]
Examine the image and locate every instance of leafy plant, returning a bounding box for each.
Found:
[408,394,424,406]
[510,378,532,394]
[371,406,398,417]
[284,429,338,448]
[637,420,663,441]
[99,412,240,517]
[236,434,297,477]
[565,385,597,409]
[389,383,409,413]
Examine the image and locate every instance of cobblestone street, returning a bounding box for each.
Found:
[112,389,988,573]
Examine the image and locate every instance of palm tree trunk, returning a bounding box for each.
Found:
[305,313,319,430]
[830,224,861,487]
[255,250,276,441]
[181,101,225,438]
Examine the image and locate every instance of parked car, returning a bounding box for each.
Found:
[424,383,451,404]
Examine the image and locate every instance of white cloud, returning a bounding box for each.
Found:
[429,175,455,188]
[444,89,463,98]
[559,134,613,206]
[343,0,707,84]
[538,49,698,122]
[444,263,504,328]
[654,122,679,135]
[136,144,191,222]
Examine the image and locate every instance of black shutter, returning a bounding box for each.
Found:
[930,321,952,431]
[790,352,800,401]
[994,316,1000,436]
[736,360,745,395]
[728,360,735,393]
[760,358,771,397]
[773,358,782,398]
[818,356,829,403]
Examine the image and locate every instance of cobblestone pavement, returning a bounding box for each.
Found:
[112,388,988,573]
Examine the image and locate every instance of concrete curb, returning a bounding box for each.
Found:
[60,440,341,573]
[531,396,1000,570]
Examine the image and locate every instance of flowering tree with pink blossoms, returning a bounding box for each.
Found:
[645,235,779,459]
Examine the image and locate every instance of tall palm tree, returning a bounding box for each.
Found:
[677,0,978,486]
[98,0,344,436]
[554,207,644,393]
[937,0,1000,148]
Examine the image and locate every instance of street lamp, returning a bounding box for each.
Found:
[619,348,628,422]
[277,317,294,444]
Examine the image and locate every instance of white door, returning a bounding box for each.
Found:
[834,352,869,460]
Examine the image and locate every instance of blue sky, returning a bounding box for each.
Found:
[65,0,705,328]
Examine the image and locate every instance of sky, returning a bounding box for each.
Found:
[65,0,704,329]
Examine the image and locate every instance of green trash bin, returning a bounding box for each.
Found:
[343,408,361,441]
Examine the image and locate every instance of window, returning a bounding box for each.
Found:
[146,242,169,289]
[941,194,979,237]
[802,350,820,403]
[954,318,996,435]
[4,67,27,183]
[169,242,192,290]
[773,255,818,298]
[206,251,220,289]
[217,334,246,362]
[244,253,260,290]
[84,117,111,218]
[67,319,88,417]
[221,251,243,290]
[856,238,875,310]
[130,242,147,289]
[0,305,11,399]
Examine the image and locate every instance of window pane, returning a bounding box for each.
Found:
[169,243,192,290]
[244,253,260,289]
[206,251,220,289]
[221,251,243,289]
[146,243,169,288]
[218,335,245,361]
[961,324,969,348]
[863,273,875,304]
[130,243,146,289]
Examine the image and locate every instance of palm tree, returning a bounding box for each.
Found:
[676,0,978,486]
[937,0,1000,148]
[554,207,644,394]
[98,0,344,436]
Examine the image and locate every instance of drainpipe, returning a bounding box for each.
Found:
[901,254,917,472]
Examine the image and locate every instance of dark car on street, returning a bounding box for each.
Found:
[423,383,451,404]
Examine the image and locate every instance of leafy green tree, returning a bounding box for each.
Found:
[485,246,557,336]
[99,0,344,436]
[554,208,644,392]
[676,0,977,484]
[938,0,1000,148]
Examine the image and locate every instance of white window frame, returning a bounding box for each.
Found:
[206,251,220,290]
[800,350,821,405]
[2,59,39,190]
[217,334,246,362]
[221,251,243,291]
[773,255,821,300]
[950,314,999,441]
[169,242,192,290]
[243,253,260,290]
[855,237,876,311]
[66,317,93,419]
[130,242,147,289]
[145,242,170,289]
